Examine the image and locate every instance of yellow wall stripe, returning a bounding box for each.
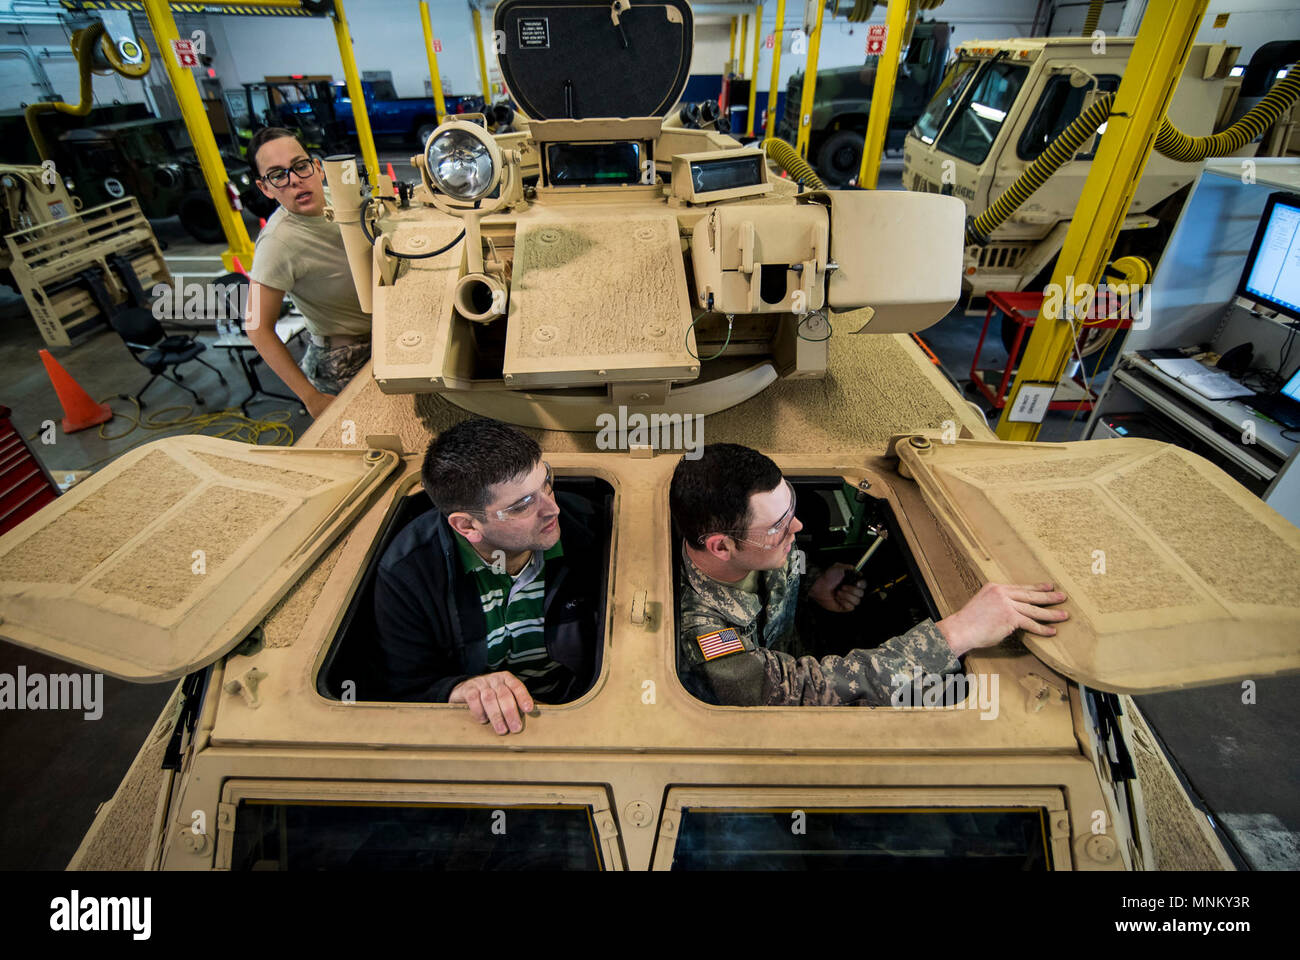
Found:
[60,1,320,16]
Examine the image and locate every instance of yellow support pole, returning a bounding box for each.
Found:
[729,16,737,73]
[766,0,786,139]
[995,0,1209,440]
[331,0,379,184]
[857,0,908,188]
[419,0,448,122]
[747,4,764,137]
[794,0,826,158]
[140,0,252,273]
[472,6,492,103]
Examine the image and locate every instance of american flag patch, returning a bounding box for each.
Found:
[696,628,745,661]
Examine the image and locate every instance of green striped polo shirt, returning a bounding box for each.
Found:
[456,535,568,699]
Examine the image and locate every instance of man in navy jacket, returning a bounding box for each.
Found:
[373,419,603,734]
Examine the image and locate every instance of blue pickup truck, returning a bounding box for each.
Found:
[331,79,485,145]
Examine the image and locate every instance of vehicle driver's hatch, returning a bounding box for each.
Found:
[494,0,692,121]
[891,435,1300,693]
[0,436,399,682]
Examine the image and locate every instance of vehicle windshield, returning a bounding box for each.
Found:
[910,58,978,144]
[935,61,1030,165]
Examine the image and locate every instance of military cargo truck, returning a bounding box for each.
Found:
[779,19,951,185]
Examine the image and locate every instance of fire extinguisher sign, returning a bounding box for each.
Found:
[866,24,887,55]
[171,38,199,68]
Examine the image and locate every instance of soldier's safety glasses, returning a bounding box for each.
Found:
[473,462,554,522]
[261,157,318,188]
[702,479,798,550]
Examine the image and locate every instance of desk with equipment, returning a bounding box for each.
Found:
[212,315,308,416]
[1087,159,1300,527]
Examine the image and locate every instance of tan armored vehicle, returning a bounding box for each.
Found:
[324,0,963,430]
[2,1,1299,872]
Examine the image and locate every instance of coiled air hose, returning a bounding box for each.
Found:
[762,137,826,190]
[1082,0,1105,36]
[1154,61,1300,160]
[965,61,1300,244]
[25,23,101,162]
[847,0,943,23]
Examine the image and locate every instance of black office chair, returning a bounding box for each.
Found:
[110,307,227,407]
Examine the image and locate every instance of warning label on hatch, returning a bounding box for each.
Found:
[517,18,550,49]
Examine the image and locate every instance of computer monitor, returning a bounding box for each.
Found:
[1236,190,1300,322]
[1282,365,1300,405]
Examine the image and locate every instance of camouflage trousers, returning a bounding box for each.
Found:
[300,339,371,395]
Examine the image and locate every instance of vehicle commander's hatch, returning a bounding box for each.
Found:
[0,436,398,682]
[891,435,1300,694]
[495,0,692,120]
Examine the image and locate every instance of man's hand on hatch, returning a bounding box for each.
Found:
[808,562,866,613]
[937,582,1068,657]
[449,671,535,735]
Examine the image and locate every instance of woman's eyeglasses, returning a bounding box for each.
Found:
[260,157,317,188]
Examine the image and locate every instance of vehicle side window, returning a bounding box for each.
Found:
[1017,74,1121,162]
[230,801,606,870]
[316,475,614,704]
[935,62,1030,166]
[672,477,942,706]
[670,807,1053,869]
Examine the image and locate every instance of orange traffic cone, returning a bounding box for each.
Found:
[39,349,112,433]
[386,162,397,183]
[231,254,249,276]
[257,216,267,232]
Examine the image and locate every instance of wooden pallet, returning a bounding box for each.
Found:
[4,197,172,347]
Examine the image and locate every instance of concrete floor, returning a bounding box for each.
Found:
[1,213,315,472]
[0,160,1296,870]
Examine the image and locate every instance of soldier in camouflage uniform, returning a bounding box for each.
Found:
[671,444,1072,706]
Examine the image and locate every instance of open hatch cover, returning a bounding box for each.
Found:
[893,436,1300,694]
[0,436,398,681]
[495,0,692,120]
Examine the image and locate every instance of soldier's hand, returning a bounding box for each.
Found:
[449,671,535,735]
[936,582,1068,657]
[809,563,866,613]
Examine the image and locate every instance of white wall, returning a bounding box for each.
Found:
[208,0,488,99]
[1050,0,1300,64]
[1192,1,1300,66]
[0,0,490,113]
[695,0,1300,99]
[1,0,1293,116]
[1044,0,1128,36]
[0,18,150,111]
[691,0,1043,99]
